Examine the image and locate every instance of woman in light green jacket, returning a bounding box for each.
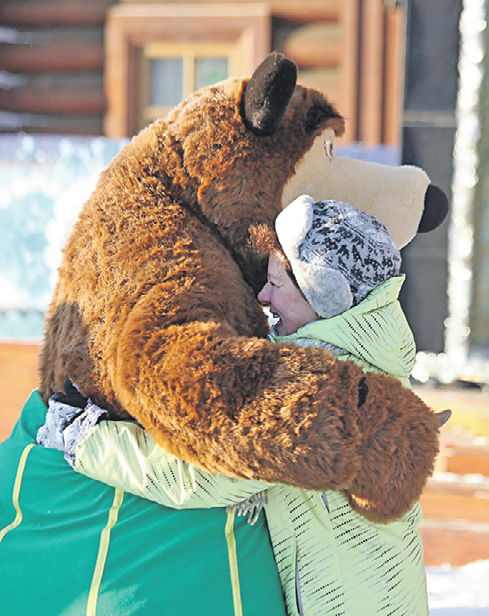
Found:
[40,196,435,615]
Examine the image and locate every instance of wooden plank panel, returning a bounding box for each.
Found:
[447,455,489,476]
[447,444,489,458]
[283,23,341,68]
[0,43,104,72]
[0,343,40,443]
[0,1,114,26]
[0,88,106,114]
[424,475,489,495]
[12,115,105,136]
[117,0,341,22]
[419,492,489,522]
[420,520,489,566]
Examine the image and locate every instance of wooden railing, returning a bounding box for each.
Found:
[0,342,40,442]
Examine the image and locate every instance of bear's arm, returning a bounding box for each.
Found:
[112,292,440,524]
[75,419,271,509]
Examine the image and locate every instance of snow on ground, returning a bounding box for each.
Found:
[427,560,489,614]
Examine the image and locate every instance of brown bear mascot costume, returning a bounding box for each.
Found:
[0,53,448,615]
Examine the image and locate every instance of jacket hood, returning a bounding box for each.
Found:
[269,275,415,384]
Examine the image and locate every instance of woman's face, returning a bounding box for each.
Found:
[257,253,319,336]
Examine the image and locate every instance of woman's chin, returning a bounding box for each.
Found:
[275,320,285,336]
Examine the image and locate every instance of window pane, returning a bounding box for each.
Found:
[195,57,228,90]
[150,58,183,107]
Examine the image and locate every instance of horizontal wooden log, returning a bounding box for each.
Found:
[423,475,489,497]
[420,519,489,566]
[447,455,489,477]
[0,42,104,72]
[420,491,489,523]
[0,1,113,26]
[0,87,106,114]
[442,441,489,476]
[258,0,339,21]
[115,0,340,22]
[284,23,341,67]
[445,443,489,458]
[15,117,105,136]
[419,475,489,523]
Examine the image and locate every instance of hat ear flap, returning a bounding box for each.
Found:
[294,263,353,319]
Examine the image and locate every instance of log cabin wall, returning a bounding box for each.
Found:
[0,0,116,135]
[0,0,406,144]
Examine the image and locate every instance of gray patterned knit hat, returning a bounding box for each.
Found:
[275,195,401,318]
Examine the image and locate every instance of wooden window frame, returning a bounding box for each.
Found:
[104,3,271,137]
[139,41,240,130]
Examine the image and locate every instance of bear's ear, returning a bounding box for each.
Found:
[417,184,449,233]
[241,52,297,136]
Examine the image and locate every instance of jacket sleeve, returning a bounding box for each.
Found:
[75,420,271,509]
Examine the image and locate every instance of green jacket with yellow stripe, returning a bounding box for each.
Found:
[0,390,286,615]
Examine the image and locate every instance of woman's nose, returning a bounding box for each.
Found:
[257,284,270,305]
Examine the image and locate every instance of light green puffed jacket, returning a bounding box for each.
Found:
[74,275,429,616]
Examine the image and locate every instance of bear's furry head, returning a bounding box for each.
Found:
[116,53,346,294]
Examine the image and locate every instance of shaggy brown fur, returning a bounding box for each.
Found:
[38,67,439,522]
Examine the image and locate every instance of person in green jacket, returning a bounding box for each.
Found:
[38,195,436,615]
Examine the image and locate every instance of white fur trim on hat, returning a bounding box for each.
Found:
[275,194,314,260]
